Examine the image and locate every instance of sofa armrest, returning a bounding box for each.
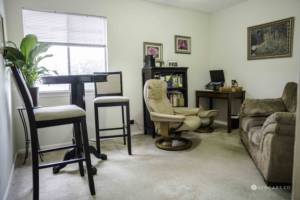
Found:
[264,112,296,126]
[150,112,185,123]
[262,112,296,137]
[173,107,199,116]
[240,98,286,117]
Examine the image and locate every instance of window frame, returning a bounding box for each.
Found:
[39,43,108,94]
[22,9,108,94]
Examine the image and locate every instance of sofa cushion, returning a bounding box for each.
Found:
[248,126,263,146]
[241,117,266,132]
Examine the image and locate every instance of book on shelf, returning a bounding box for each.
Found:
[168,91,185,107]
[156,74,183,88]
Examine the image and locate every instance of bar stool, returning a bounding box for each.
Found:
[94,71,132,155]
[11,66,95,200]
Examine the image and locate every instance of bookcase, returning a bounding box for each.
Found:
[142,67,188,137]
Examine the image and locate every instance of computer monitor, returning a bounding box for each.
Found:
[210,70,225,83]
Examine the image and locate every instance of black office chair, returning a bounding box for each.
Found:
[94,71,132,155]
[11,66,95,200]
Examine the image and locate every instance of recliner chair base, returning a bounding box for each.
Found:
[155,137,192,151]
[195,126,214,133]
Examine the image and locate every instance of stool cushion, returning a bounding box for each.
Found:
[34,105,85,121]
[94,96,129,104]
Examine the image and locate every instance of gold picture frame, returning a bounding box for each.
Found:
[247,17,294,60]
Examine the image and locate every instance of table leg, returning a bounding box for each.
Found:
[241,91,245,104]
[195,94,199,107]
[227,96,232,133]
[52,82,107,174]
[209,98,213,110]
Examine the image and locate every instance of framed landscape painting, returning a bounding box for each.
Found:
[143,42,163,61]
[247,17,294,60]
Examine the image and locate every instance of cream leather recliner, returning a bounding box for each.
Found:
[144,79,217,151]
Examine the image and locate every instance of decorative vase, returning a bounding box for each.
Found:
[29,87,39,107]
[144,55,155,68]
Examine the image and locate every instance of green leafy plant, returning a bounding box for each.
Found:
[3,34,54,87]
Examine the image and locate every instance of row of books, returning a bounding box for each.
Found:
[168,91,185,107]
[158,75,183,88]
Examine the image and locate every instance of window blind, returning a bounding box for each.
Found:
[22,9,107,46]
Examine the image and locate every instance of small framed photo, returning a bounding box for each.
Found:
[143,42,163,61]
[167,61,178,67]
[175,35,191,54]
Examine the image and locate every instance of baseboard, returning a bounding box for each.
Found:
[131,130,144,135]
[17,141,72,154]
[3,153,18,200]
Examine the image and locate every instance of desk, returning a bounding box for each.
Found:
[195,90,245,133]
[42,74,107,174]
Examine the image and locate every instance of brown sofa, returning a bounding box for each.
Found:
[240,82,297,185]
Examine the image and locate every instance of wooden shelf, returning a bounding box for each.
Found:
[167,87,186,91]
[142,67,188,137]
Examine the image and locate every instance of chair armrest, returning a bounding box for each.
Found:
[173,107,199,116]
[240,98,286,117]
[262,112,296,137]
[150,112,185,123]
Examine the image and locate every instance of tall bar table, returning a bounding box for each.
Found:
[41,74,108,174]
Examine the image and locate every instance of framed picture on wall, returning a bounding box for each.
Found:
[247,17,294,60]
[175,35,191,54]
[143,42,163,61]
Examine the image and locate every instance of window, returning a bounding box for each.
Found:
[22,9,107,92]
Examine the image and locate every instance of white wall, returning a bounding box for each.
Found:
[209,0,300,99]
[207,0,300,122]
[0,0,14,199]
[5,0,210,149]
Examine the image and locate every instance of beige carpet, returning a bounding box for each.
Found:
[7,129,291,200]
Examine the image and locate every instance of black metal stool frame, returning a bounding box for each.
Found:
[94,71,132,155]
[11,66,95,200]
[17,107,44,164]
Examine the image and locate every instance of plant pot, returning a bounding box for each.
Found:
[29,87,39,107]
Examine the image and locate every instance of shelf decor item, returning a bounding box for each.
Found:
[248,17,294,60]
[167,60,178,67]
[175,35,191,54]
[143,42,163,62]
[144,55,155,68]
[2,34,54,106]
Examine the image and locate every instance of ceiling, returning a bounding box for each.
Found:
[144,0,248,13]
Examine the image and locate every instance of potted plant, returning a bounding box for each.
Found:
[3,34,53,106]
